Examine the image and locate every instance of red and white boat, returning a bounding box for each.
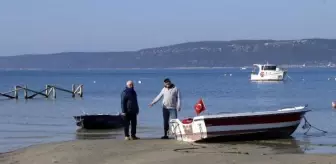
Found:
[170,99,310,142]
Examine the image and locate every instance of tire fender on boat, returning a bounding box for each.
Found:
[260,72,264,77]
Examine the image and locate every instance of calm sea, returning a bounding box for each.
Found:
[1,68,336,154]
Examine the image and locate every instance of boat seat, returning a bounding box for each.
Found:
[181,118,193,124]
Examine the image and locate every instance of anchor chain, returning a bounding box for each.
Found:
[302,116,327,135]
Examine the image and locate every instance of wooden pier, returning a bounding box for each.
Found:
[0,84,83,99]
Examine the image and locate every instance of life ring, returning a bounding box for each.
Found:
[260,72,264,77]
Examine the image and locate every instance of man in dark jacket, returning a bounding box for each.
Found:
[121,80,140,140]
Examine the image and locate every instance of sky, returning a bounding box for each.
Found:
[0,0,335,56]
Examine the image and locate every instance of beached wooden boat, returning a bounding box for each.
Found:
[74,114,124,129]
[170,104,310,142]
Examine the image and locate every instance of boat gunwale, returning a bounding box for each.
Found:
[189,106,310,121]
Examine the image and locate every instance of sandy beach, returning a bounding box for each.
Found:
[0,138,335,164]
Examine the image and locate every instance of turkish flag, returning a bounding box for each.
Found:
[194,98,206,115]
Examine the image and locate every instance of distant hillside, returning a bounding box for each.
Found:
[0,38,336,69]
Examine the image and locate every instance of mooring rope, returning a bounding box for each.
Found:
[302,116,328,135]
[286,74,294,81]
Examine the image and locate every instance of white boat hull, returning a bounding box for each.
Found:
[170,105,309,142]
[250,71,287,81]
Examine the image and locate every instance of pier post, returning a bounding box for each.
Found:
[72,84,83,98]
[45,85,49,98]
[79,85,83,97]
[72,84,75,98]
[24,85,28,99]
[14,86,18,99]
[52,87,56,99]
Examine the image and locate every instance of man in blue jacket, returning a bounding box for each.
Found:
[121,80,140,140]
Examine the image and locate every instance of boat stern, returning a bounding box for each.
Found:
[73,114,124,129]
[73,116,84,127]
[170,117,208,142]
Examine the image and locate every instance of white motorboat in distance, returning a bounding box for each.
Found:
[250,63,287,81]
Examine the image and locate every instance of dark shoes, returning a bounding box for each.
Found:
[161,135,169,139]
[125,136,140,140]
[127,135,169,140]
[131,136,140,140]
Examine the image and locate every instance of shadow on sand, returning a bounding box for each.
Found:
[195,135,306,154]
[75,128,124,140]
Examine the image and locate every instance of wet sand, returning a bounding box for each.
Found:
[1,138,336,164]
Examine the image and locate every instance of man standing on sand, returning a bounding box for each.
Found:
[121,80,140,140]
[149,78,181,139]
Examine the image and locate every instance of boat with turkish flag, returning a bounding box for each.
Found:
[169,99,310,142]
